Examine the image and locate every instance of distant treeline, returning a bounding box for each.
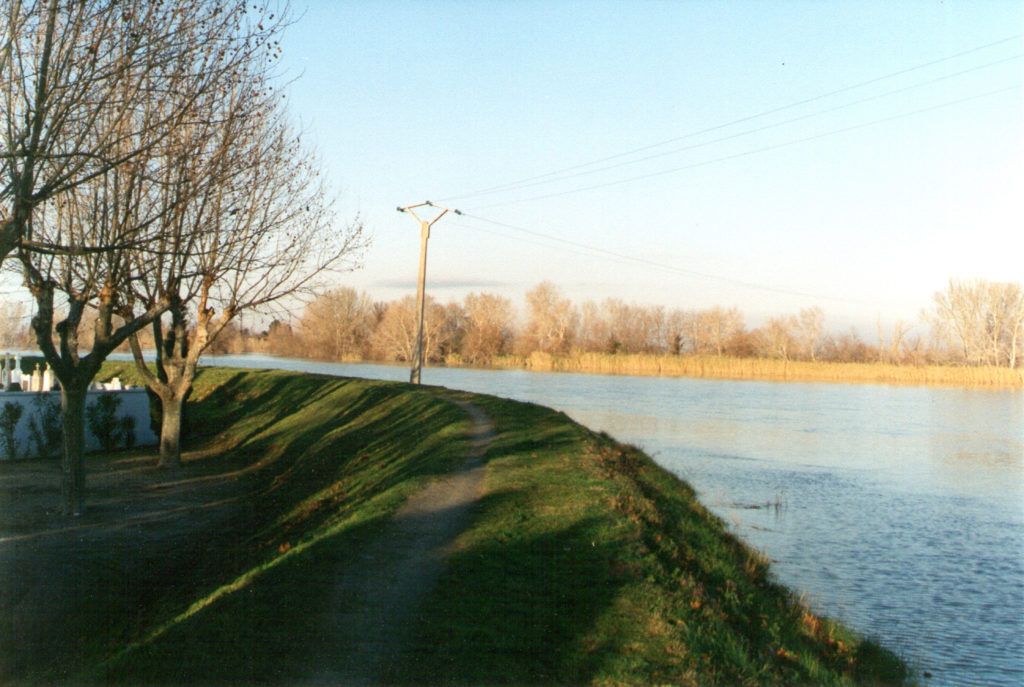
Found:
[221,278,1022,376]
[5,278,1020,381]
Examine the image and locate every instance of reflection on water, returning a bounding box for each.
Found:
[201,356,1023,687]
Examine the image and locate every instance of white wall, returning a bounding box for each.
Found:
[0,389,158,460]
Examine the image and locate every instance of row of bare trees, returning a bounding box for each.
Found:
[259,279,1022,369]
[1,1,364,515]
[926,279,1023,368]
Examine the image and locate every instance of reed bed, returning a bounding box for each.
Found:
[490,352,1023,388]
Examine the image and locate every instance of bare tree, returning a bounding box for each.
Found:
[0,298,30,349]
[679,309,703,354]
[578,300,614,353]
[928,279,987,365]
[877,317,913,365]
[371,297,418,362]
[820,328,874,363]
[5,1,348,512]
[665,308,688,355]
[796,307,825,361]
[723,327,758,358]
[602,299,632,353]
[757,316,797,361]
[372,295,452,363]
[1,1,276,265]
[598,300,666,354]
[672,307,744,356]
[300,287,375,361]
[441,301,468,361]
[125,52,365,468]
[461,292,514,364]
[927,279,1024,367]
[264,319,301,357]
[19,158,171,515]
[633,304,668,353]
[519,281,578,355]
[13,22,207,513]
[204,321,249,355]
[987,282,1024,369]
[702,306,744,357]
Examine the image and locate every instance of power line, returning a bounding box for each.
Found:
[412,35,1021,310]
[453,212,877,306]
[466,83,1021,211]
[435,33,1022,204]
[450,53,1023,202]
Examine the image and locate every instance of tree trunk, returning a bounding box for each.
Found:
[157,392,184,469]
[59,385,87,517]
[1010,320,1021,370]
[129,320,199,471]
[0,219,21,267]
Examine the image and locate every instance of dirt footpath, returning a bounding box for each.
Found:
[303,399,494,685]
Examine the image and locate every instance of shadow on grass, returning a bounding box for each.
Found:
[227,385,470,534]
[36,367,911,686]
[91,380,619,686]
[3,370,480,685]
[98,506,626,687]
[389,493,627,686]
[453,393,586,463]
[184,370,347,446]
[95,513,390,685]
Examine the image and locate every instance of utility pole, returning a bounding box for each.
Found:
[396,201,460,384]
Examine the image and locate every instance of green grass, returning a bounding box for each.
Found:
[74,365,476,684]
[74,365,910,685]
[395,393,910,686]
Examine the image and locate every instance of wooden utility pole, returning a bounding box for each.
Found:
[396,201,460,384]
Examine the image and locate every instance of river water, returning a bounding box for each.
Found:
[202,355,1023,686]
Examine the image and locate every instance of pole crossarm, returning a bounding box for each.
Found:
[396,200,461,227]
[396,200,461,384]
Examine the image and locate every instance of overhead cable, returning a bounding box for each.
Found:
[435,33,1022,205]
[465,83,1021,211]
[457,53,1023,201]
[453,212,876,305]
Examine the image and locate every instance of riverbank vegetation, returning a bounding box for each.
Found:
[86,277,1018,388]
[8,365,910,685]
[491,351,1023,387]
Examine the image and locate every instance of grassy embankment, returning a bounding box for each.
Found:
[73,363,910,685]
[491,351,1023,388]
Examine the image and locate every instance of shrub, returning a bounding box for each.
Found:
[118,415,136,450]
[28,394,62,459]
[86,394,123,452]
[0,402,23,461]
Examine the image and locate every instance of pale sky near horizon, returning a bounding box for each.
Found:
[275,0,1023,335]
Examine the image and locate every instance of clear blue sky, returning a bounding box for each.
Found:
[279,0,1023,332]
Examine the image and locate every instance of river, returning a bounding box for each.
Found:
[200,355,1023,686]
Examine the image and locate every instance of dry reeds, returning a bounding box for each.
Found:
[491,353,1023,388]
